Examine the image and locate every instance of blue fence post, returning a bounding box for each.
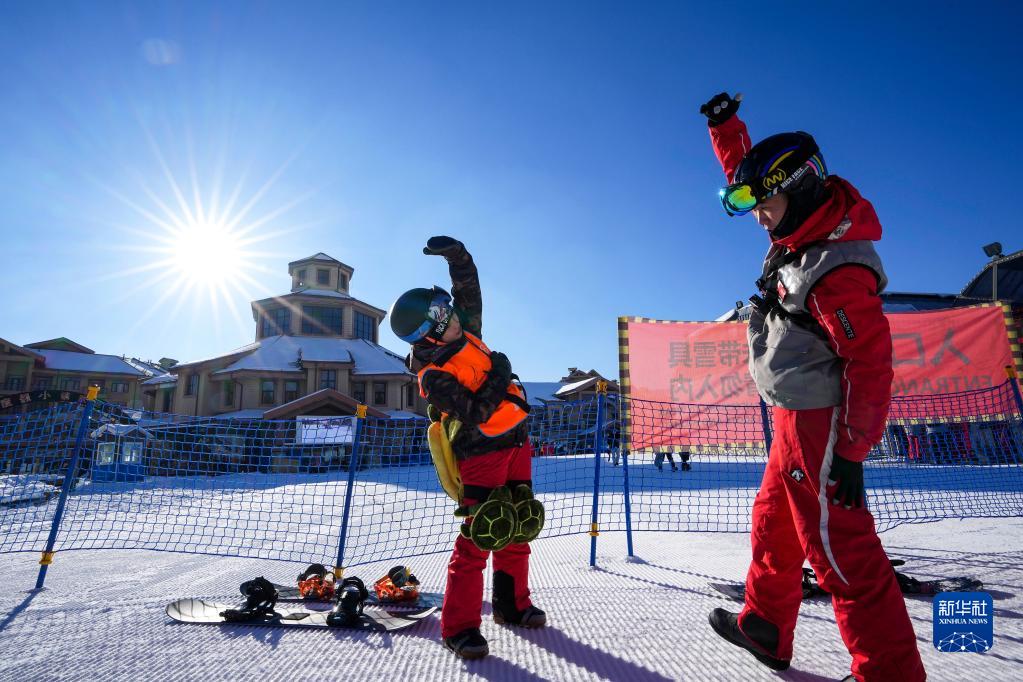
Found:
[758,397,773,455]
[1007,366,1023,416]
[619,393,635,559]
[589,382,607,568]
[334,405,367,575]
[34,387,99,590]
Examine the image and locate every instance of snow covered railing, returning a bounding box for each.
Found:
[1,380,1021,589]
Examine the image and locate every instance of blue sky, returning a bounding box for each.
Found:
[1,1,1019,381]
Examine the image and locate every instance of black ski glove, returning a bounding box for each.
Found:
[488,351,512,384]
[827,454,864,509]
[699,92,742,127]
[423,236,466,260]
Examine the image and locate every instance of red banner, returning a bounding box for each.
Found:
[621,306,1015,446]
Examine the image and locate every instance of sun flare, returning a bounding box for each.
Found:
[170,221,246,286]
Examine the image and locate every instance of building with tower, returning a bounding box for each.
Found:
[140,253,423,419]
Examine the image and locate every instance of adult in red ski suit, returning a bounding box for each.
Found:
[701,93,925,682]
[389,237,546,660]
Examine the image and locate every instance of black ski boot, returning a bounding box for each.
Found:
[326,577,369,627]
[444,627,489,659]
[492,570,546,628]
[708,608,789,671]
[220,576,279,622]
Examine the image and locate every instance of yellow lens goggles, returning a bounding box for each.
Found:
[719,183,759,216]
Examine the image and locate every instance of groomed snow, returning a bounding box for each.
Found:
[1,517,1020,681]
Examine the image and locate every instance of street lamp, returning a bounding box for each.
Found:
[982,242,1003,301]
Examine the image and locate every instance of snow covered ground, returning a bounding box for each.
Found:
[1,516,1020,681]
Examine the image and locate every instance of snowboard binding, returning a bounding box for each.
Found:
[456,486,517,552]
[297,563,337,600]
[374,565,421,603]
[220,576,279,623]
[326,577,370,627]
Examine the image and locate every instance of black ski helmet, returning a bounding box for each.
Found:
[389,286,455,344]
[721,131,828,216]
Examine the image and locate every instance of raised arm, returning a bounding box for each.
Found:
[424,236,483,337]
[700,92,752,182]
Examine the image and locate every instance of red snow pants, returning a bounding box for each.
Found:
[440,441,534,638]
[740,406,925,682]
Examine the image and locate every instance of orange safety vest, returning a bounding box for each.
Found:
[418,331,529,438]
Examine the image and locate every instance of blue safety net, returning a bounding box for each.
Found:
[1,381,1021,575]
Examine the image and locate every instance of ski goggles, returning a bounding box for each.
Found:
[399,286,455,344]
[719,182,760,216]
[720,152,827,216]
[719,161,815,216]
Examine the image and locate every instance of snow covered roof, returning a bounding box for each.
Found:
[175,340,262,369]
[292,288,353,300]
[142,374,177,386]
[90,423,154,439]
[213,409,266,419]
[385,410,427,420]
[203,336,411,377]
[555,377,597,396]
[34,349,147,376]
[520,382,566,406]
[25,337,95,354]
[122,358,163,378]
[288,253,351,269]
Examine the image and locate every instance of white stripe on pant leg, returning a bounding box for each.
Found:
[819,407,850,585]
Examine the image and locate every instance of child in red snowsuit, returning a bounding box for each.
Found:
[700,93,926,682]
[389,236,546,659]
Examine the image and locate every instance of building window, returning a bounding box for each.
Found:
[297,268,306,285]
[5,376,25,391]
[373,382,386,406]
[302,306,343,335]
[317,268,330,285]
[32,376,52,391]
[320,369,337,390]
[224,381,235,406]
[354,311,375,342]
[185,374,199,396]
[352,381,366,404]
[284,380,299,403]
[122,442,142,464]
[260,380,275,404]
[111,381,128,393]
[96,442,115,466]
[162,389,172,412]
[260,307,291,337]
[60,377,81,391]
[406,383,415,408]
[339,274,348,290]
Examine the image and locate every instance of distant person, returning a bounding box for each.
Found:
[390,237,546,660]
[654,448,678,472]
[698,92,924,682]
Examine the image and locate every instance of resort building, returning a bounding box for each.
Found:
[141,253,424,419]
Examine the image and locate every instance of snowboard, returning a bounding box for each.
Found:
[711,562,982,604]
[271,582,445,609]
[166,598,436,632]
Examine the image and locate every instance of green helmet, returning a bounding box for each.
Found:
[389,286,454,344]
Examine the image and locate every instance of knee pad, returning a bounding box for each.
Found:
[511,484,545,544]
[462,487,516,552]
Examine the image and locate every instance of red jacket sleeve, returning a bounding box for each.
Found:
[807,265,893,462]
[708,116,752,183]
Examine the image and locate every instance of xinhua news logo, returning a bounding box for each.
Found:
[933,592,993,653]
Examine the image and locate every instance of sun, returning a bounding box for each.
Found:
[170,221,246,286]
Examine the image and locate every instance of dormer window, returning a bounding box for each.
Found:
[297,269,306,285]
[317,268,330,285]
[339,273,348,290]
